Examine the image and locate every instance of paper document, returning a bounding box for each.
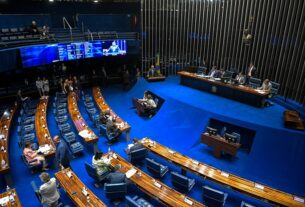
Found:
[125,168,137,178]
[184,197,193,205]
[79,129,91,139]
[0,196,9,205]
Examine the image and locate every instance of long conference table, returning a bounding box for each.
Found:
[92,87,131,141]
[107,152,205,207]
[55,168,106,207]
[0,189,22,207]
[0,104,17,185]
[35,97,56,158]
[67,92,99,152]
[178,71,269,107]
[141,138,305,207]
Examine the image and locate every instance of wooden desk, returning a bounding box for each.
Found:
[141,138,305,207]
[284,110,304,131]
[201,133,241,158]
[35,97,56,158]
[0,105,16,175]
[0,189,22,207]
[55,168,106,207]
[92,87,131,141]
[67,92,99,152]
[107,153,205,207]
[178,71,269,107]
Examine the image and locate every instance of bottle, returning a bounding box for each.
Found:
[6,185,11,195]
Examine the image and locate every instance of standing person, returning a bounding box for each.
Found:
[246,62,257,84]
[42,77,50,97]
[72,76,81,99]
[36,77,43,97]
[16,89,29,108]
[39,172,60,207]
[54,136,71,170]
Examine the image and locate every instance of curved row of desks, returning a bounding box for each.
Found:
[67,92,99,152]
[0,189,22,207]
[55,168,106,207]
[92,87,131,141]
[0,104,16,175]
[35,97,56,158]
[141,138,305,207]
[108,152,205,207]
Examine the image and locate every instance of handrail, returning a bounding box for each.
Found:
[63,17,73,42]
[87,29,93,41]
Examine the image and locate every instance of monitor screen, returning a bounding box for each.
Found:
[102,40,127,56]
[20,44,59,68]
[207,127,217,136]
[58,42,86,61]
[224,133,237,143]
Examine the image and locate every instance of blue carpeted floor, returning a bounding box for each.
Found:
[2,76,305,207]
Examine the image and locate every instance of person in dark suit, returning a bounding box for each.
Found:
[246,62,257,84]
[125,138,144,154]
[106,165,127,184]
[235,72,246,85]
[54,136,71,170]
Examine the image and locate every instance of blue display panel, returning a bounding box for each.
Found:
[20,44,59,68]
[20,40,128,68]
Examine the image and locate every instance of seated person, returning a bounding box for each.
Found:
[208,66,221,78]
[259,79,272,92]
[138,91,149,102]
[92,151,112,175]
[39,172,60,207]
[235,72,246,84]
[106,117,121,136]
[106,164,127,184]
[147,65,155,77]
[23,142,48,171]
[125,138,144,154]
[30,20,39,35]
[145,95,157,110]
[99,110,112,125]
[219,68,225,78]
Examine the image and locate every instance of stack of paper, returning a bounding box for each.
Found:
[125,168,137,178]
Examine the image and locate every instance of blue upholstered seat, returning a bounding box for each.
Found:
[84,102,95,109]
[270,81,280,96]
[146,158,168,178]
[125,195,154,207]
[128,148,147,163]
[22,155,43,173]
[249,77,261,89]
[240,201,256,207]
[171,171,195,192]
[85,162,109,187]
[55,115,68,124]
[202,185,228,207]
[231,132,241,143]
[99,124,120,143]
[58,123,71,134]
[104,182,127,200]
[197,67,207,75]
[70,142,84,155]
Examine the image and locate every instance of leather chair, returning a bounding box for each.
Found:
[84,102,95,109]
[202,185,228,207]
[197,67,207,76]
[55,115,68,124]
[240,201,256,207]
[85,162,109,187]
[70,142,84,155]
[99,125,120,144]
[125,195,154,207]
[231,132,241,144]
[270,81,280,96]
[128,148,147,164]
[171,171,195,192]
[22,155,43,174]
[104,182,127,200]
[146,158,168,178]
[248,77,262,89]
[58,123,71,135]
[63,132,76,144]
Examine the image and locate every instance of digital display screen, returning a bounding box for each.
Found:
[20,40,127,68]
[20,44,59,68]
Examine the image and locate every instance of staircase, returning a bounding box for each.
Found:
[50,27,85,43]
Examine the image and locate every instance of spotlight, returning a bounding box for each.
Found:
[49,0,54,2]
[94,0,98,2]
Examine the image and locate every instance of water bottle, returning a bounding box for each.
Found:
[6,185,11,195]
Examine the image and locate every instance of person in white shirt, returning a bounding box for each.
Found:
[39,172,60,207]
[36,77,43,97]
[259,79,272,92]
[235,72,246,85]
[146,95,157,109]
[92,151,112,175]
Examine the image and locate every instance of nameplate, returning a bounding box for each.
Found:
[184,197,193,205]
[191,160,199,165]
[112,153,118,159]
[168,149,175,154]
[154,182,162,188]
[220,172,229,178]
[294,196,305,203]
[254,183,264,190]
[125,168,137,179]
[82,189,88,196]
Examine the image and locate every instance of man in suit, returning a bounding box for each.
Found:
[125,138,144,154]
[235,72,246,85]
[54,136,71,170]
[39,172,60,207]
[246,63,257,84]
[106,165,127,184]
